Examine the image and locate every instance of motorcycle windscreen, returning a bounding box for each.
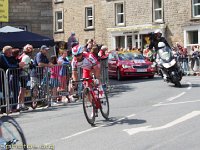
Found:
[158,46,173,62]
[162,59,176,68]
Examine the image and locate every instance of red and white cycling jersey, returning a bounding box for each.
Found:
[71,53,97,71]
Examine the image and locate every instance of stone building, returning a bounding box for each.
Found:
[1,0,53,38]
[53,0,200,50]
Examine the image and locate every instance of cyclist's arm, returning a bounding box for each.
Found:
[92,65,100,80]
[71,58,78,81]
[88,54,101,80]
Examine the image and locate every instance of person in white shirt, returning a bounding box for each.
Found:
[17,44,33,111]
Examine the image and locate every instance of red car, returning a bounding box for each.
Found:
[108,50,155,80]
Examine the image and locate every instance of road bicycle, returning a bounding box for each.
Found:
[30,73,49,109]
[72,74,110,125]
[0,116,27,150]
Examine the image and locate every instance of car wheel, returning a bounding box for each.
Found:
[117,69,122,81]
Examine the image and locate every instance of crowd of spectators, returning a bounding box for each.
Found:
[0,32,109,113]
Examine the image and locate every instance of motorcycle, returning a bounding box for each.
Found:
[156,42,183,87]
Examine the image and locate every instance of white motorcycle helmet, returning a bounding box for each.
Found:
[155,29,162,34]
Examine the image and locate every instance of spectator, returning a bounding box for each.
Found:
[190,45,200,72]
[98,45,108,58]
[31,45,52,85]
[57,50,70,103]
[86,39,95,52]
[67,32,78,51]
[180,48,189,75]
[31,45,52,106]
[17,44,33,111]
[49,55,59,101]
[0,46,25,113]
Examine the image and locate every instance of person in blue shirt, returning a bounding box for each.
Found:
[0,46,25,113]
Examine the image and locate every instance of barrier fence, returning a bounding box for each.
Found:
[0,58,109,114]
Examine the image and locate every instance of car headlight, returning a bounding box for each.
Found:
[122,65,132,68]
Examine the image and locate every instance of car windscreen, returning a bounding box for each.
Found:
[118,53,144,60]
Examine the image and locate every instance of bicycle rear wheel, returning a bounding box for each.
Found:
[0,116,27,150]
[82,88,95,125]
[100,92,109,120]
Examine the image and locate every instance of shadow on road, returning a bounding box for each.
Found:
[109,75,162,86]
[108,76,162,98]
[108,85,134,98]
[96,117,146,127]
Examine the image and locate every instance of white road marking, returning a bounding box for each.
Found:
[166,92,186,101]
[61,114,136,140]
[153,99,200,107]
[124,111,200,135]
[153,81,191,106]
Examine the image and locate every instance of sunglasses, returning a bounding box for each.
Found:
[74,53,82,57]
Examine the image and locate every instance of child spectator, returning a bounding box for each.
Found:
[49,55,59,101]
[57,50,70,103]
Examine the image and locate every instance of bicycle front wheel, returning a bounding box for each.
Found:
[100,92,109,120]
[0,116,27,150]
[82,88,95,125]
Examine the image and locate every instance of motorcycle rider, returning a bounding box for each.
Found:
[149,29,171,80]
[149,29,170,51]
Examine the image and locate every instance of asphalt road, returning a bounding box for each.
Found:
[13,75,200,150]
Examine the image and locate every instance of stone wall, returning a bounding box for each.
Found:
[53,0,200,49]
[2,0,53,38]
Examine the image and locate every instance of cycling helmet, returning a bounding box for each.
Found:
[158,42,166,48]
[23,44,33,53]
[72,45,83,56]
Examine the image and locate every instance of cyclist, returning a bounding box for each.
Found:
[71,45,102,97]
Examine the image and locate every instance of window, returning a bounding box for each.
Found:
[55,10,63,32]
[116,36,125,48]
[153,0,163,22]
[192,0,200,17]
[115,3,124,26]
[85,7,94,29]
[187,30,198,44]
[184,26,200,50]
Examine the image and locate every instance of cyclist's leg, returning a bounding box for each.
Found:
[82,69,93,103]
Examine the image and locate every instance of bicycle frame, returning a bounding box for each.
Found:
[72,77,101,109]
[84,82,101,110]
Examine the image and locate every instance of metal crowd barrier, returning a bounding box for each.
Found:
[100,57,109,85]
[0,59,109,114]
[0,68,9,114]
